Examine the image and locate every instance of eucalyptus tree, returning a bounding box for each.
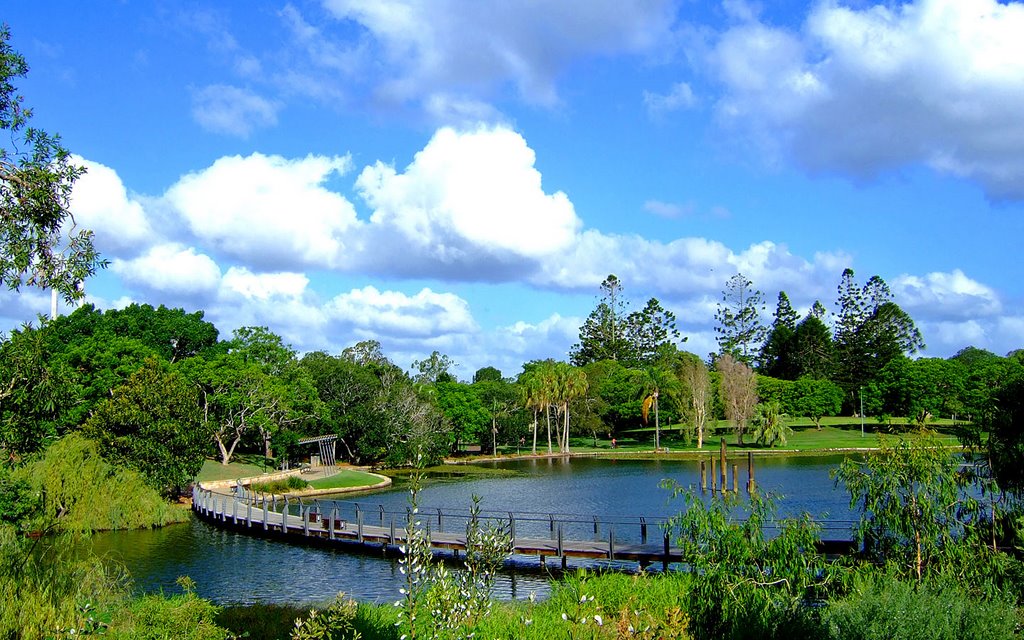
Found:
[714,273,767,366]
[0,25,105,303]
[676,353,712,448]
[716,353,758,446]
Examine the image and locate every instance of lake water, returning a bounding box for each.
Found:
[87,454,857,605]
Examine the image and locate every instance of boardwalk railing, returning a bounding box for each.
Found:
[193,486,857,570]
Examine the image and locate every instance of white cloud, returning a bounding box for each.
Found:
[325,286,476,338]
[319,0,675,108]
[644,82,697,116]
[709,0,1024,198]
[111,243,221,296]
[643,199,693,218]
[165,153,359,270]
[891,269,1002,320]
[70,157,155,256]
[191,85,280,137]
[354,125,580,275]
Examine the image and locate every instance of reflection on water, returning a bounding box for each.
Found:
[88,455,855,605]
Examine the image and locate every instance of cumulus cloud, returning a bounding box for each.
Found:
[708,0,1024,199]
[165,152,359,270]
[111,243,222,296]
[325,286,476,338]
[191,84,280,137]
[354,125,581,277]
[535,231,845,305]
[891,269,1002,320]
[318,0,675,109]
[70,157,155,256]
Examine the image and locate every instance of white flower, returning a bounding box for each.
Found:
[594,614,603,626]
[562,613,568,621]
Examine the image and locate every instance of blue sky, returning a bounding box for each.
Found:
[4,0,1024,379]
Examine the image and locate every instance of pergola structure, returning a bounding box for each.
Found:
[297,434,337,468]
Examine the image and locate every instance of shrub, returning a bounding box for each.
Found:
[249,475,309,494]
[822,572,1018,640]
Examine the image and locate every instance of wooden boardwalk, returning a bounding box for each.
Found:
[192,487,855,569]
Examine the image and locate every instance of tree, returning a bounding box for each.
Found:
[714,273,767,366]
[759,292,798,379]
[791,310,834,380]
[677,354,712,448]
[472,366,502,384]
[552,362,589,453]
[570,274,632,365]
[626,298,684,365]
[412,351,457,384]
[0,322,77,458]
[833,269,924,407]
[0,25,105,301]
[83,358,207,496]
[717,353,758,445]
[639,365,679,452]
[436,381,490,452]
[751,400,791,447]
[834,436,987,582]
[787,376,843,430]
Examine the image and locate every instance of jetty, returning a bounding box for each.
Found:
[192,485,856,570]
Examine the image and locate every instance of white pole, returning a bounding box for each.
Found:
[50,289,57,320]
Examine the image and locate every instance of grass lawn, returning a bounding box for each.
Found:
[195,457,272,483]
[306,469,385,490]
[487,418,971,459]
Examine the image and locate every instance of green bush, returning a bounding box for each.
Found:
[108,592,230,640]
[249,475,309,494]
[823,573,1018,640]
[0,526,126,639]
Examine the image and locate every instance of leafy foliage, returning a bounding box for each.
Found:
[84,358,208,496]
[833,436,993,582]
[661,486,833,639]
[0,25,106,301]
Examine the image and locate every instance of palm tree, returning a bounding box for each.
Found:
[518,371,542,455]
[640,365,680,452]
[752,400,791,447]
[552,362,589,453]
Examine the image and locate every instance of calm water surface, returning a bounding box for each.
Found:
[88,455,856,605]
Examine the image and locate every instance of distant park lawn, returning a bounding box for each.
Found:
[534,417,970,457]
[306,469,383,490]
[195,457,270,483]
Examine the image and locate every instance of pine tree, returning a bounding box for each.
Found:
[714,273,767,366]
[759,291,799,378]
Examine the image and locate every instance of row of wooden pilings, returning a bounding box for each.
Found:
[699,439,757,496]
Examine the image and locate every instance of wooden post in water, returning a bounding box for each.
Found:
[732,464,738,493]
[720,439,727,492]
[700,460,707,494]
[711,456,717,494]
[747,452,756,494]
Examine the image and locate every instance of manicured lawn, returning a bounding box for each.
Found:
[488,419,971,458]
[195,458,271,483]
[306,469,384,490]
